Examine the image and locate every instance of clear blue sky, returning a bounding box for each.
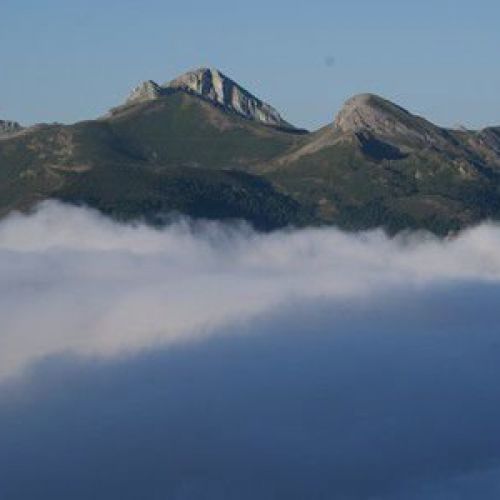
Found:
[1,0,499,130]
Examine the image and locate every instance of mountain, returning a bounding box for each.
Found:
[1,68,500,234]
[125,67,295,129]
[0,72,306,228]
[265,93,500,233]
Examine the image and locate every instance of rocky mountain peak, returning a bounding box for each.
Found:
[333,93,448,146]
[166,67,293,128]
[124,67,293,129]
[334,94,401,132]
[126,80,163,105]
[167,68,225,103]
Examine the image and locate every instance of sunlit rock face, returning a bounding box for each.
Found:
[332,94,500,170]
[333,93,449,146]
[126,80,164,104]
[126,67,293,128]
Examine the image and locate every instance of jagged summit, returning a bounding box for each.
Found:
[333,93,449,147]
[126,80,164,104]
[167,68,292,128]
[125,67,294,129]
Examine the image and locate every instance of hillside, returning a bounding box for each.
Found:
[267,94,500,233]
[1,69,500,234]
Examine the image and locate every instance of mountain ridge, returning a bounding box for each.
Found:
[125,67,295,130]
[1,68,500,234]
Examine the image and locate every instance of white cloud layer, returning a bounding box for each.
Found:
[2,200,500,381]
[2,202,500,499]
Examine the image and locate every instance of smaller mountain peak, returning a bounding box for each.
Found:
[344,93,386,106]
[333,93,447,146]
[334,93,413,134]
[126,80,164,105]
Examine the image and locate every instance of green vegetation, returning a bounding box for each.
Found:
[57,162,310,230]
[1,89,500,234]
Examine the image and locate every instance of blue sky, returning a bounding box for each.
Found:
[1,0,499,130]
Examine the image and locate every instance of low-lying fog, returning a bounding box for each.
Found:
[1,201,500,499]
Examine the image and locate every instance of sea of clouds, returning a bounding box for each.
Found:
[1,201,500,499]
